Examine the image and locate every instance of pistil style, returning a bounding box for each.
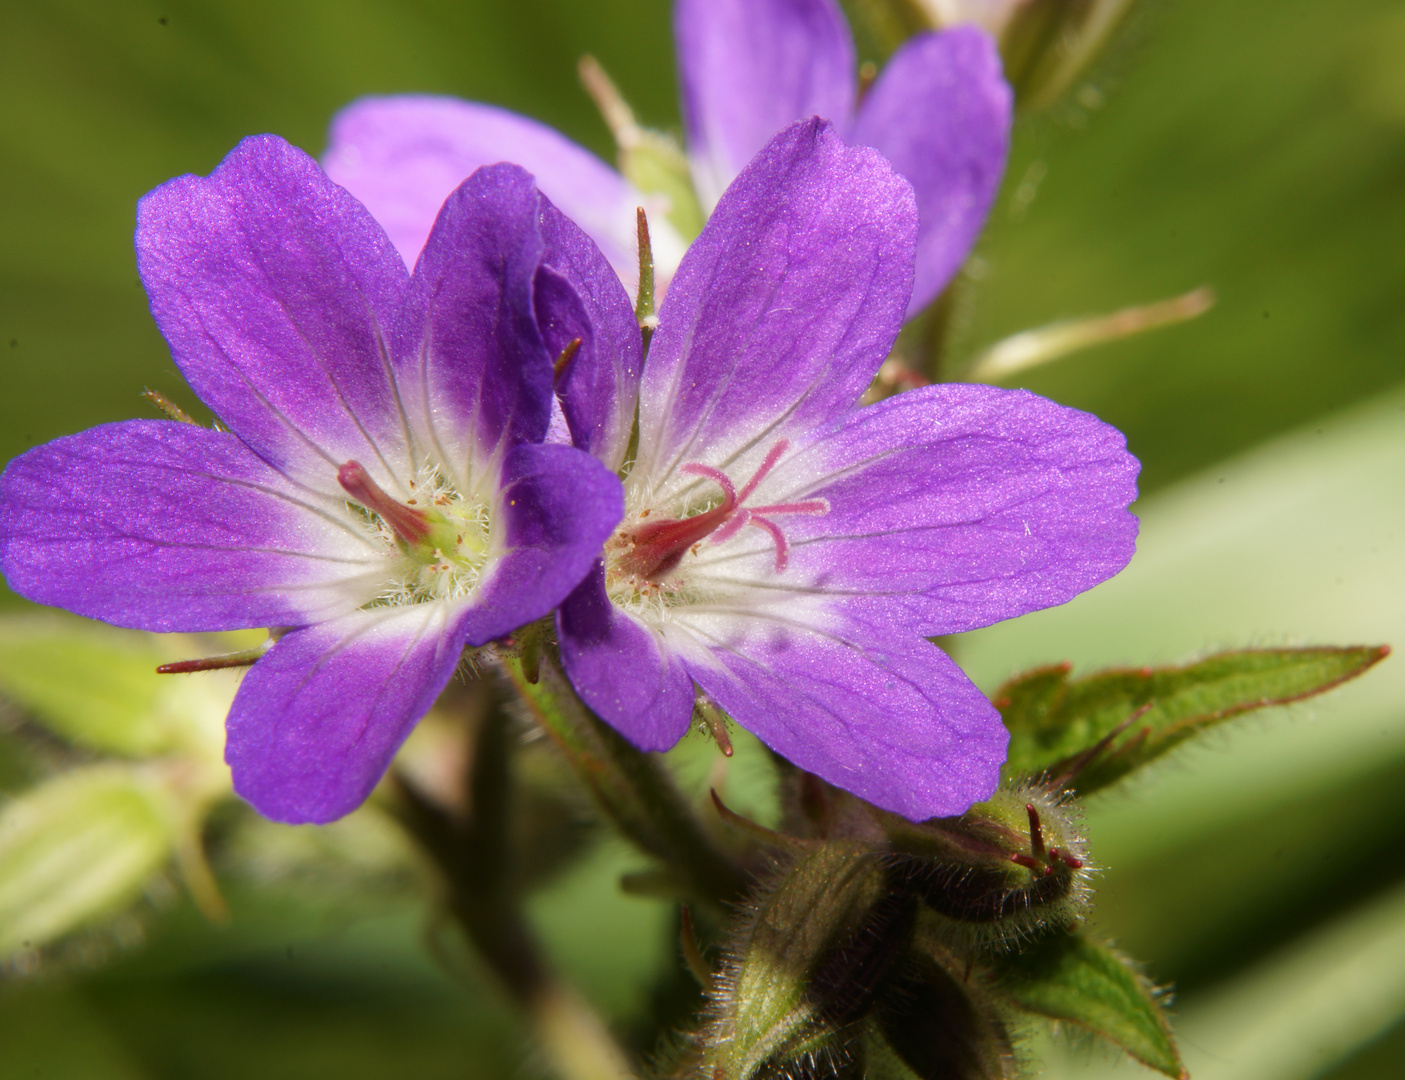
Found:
[614,440,828,581]
[338,460,431,547]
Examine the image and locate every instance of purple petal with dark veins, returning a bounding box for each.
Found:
[636,120,915,491]
[683,606,1007,820]
[675,0,856,208]
[226,603,472,823]
[462,443,624,646]
[852,28,1012,316]
[556,562,697,751]
[323,95,645,278]
[0,421,382,633]
[395,164,555,477]
[534,198,643,472]
[137,135,412,494]
[771,383,1139,635]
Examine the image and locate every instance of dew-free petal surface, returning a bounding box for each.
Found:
[675,0,856,208]
[0,421,382,633]
[137,135,411,493]
[636,120,915,493]
[556,563,696,752]
[225,602,473,823]
[852,28,1012,315]
[683,604,1007,820]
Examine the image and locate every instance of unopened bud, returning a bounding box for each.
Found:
[698,843,912,1080]
[881,782,1092,952]
[867,942,1017,1080]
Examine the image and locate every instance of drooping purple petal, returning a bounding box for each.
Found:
[534,198,643,472]
[0,421,383,633]
[556,563,697,751]
[225,603,472,823]
[635,120,915,492]
[462,443,623,646]
[851,28,1012,316]
[137,135,412,494]
[676,0,856,209]
[683,605,1007,820]
[767,383,1139,636]
[323,96,647,279]
[395,164,555,480]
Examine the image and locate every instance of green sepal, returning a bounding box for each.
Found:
[0,765,177,957]
[990,933,1184,1078]
[866,947,1016,1080]
[620,133,705,242]
[705,843,894,1080]
[997,646,1390,792]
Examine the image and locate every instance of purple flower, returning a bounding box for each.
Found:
[0,136,623,824]
[676,0,1010,317]
[322,0,1010,317]
[542,120,1138,821]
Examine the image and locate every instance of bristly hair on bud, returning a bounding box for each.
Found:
[684,842,911,1080]
[882,779,1094,956]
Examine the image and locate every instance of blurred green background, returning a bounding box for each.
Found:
[0,0,1402,1076]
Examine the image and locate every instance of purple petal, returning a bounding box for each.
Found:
[462,443,624,646]
[675,0,856,208]
[685,607,1007,820]
[556,563,696,751]
[137,135,412,493]
[775,383,1139,635]
[636,120,915,491]
[226,603,471,823]
[395,164,555,474]
[0,421,383,632]
[534,199,643,472]
[323,95,648,280]
[851,28,1012,316]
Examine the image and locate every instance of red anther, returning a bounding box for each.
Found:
[1010,853,1042,872]
[338,461,431,546]
[1051,848,1085,870]
[1026,803,1046,857]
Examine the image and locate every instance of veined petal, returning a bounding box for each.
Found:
[395,164,555,483]
[681,603,1007,820]
[635,120,915,501]
[675,0,856,209]
[739,384,1139,636]
[225,603,472,824]
[462,443,624,646]
[0,421,383,633]
[137,135,412,494]
[556,562,696,751]
[851,28,1012,316]
[535,199,643,472]
[323,95,675,282]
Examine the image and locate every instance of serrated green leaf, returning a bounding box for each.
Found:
[993,934,1183,1078]
[998,646,1389,792]
[0,766,176,956]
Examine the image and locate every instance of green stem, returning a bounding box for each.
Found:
[392,693,634,1080]
[502,654,750,911]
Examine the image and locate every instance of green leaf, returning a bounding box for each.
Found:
[0,766,176,956]
[992,934,1184,1078]
[997,646,1390,792]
